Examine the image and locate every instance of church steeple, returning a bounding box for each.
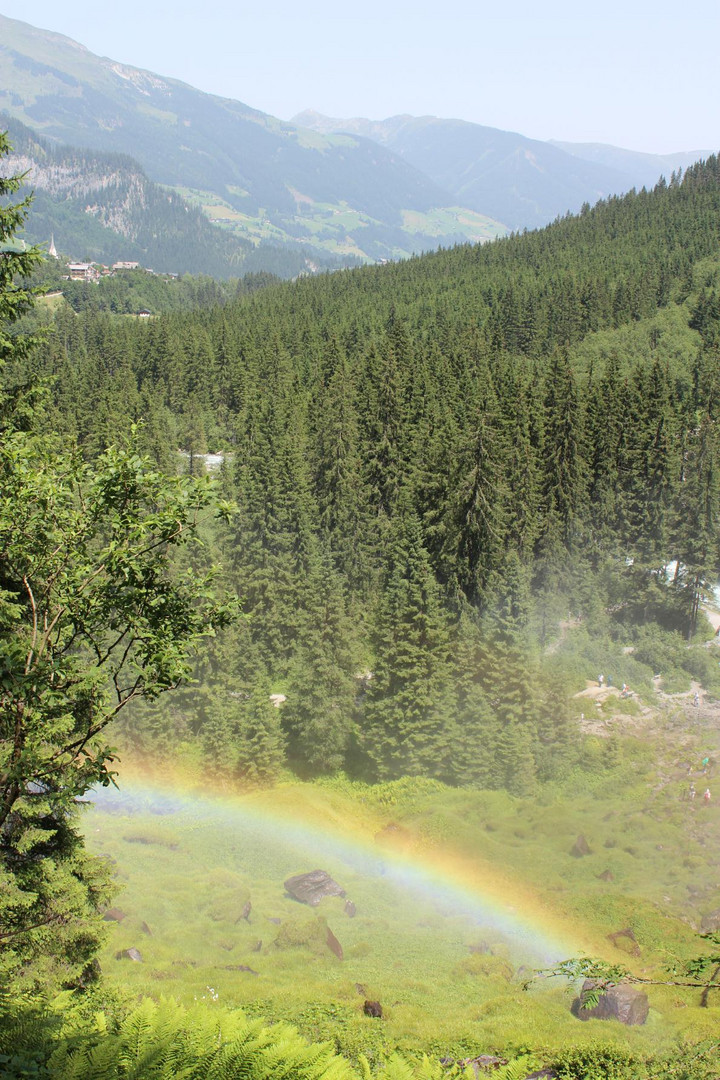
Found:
[48,234,58,258]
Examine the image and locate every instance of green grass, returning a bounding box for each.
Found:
[82,734,720,1062]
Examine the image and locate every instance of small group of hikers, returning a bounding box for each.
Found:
[597,674,631,697]
[688,783,712,803]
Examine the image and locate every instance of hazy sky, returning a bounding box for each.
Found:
[1,1,717,154]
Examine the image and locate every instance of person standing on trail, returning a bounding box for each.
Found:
[703,788,711,803]
[694,691,700,707]
[598,674,604,688]
[690,784,696,800]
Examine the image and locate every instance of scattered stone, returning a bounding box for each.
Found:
[700,908,720,933]
[269,694,287,708]
[284,869,345,906]
[123,834,178,850]
[355,983,367,995]
[222,964,258,975]
[140,921,152,936]
[525,1071,558,1079]
[102,907,127,923]
[363,999,383,1018]
[326,926,343,960]
[597,869,614,882]
[239,901,252,922]
[468,942,491,954]
[115,948,142,962]
[251,940,262,952]
[344,900,356,918]
[607,928,641,957]
[374,822,412,849]
[172,959,197,968]
[267,917,282,924]
[573,980,649,1025]
[570,834,592,858]
[219,941,235,951]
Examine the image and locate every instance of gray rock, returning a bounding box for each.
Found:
[570,834,592,858]
[326,926,343,960]
[102,907,127,922]
[115,947,142,962]
[700,908,720,933]
[284,869,345,906]
[573,980,649,1025]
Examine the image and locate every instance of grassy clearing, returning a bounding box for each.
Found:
[83,719,720,1061]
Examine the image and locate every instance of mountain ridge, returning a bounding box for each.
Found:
[0,14,505,261]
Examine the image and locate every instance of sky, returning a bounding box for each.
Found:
[0,0,717,155]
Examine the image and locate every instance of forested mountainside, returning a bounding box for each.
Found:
[4,116,346,278]
[0,15,505,261]
[17,156,720,790]
[292,111,636,231]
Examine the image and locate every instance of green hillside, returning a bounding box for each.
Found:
[3,114,352,278]
[0,15,506,261]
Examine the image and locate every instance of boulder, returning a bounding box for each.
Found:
[103,907,127,923]
[573,980,649,1025]
[141,921,153,936]
[607,928,641,957]
[363,999,383,1018]
[570,834,592,858]
[700,908,720,933]
[326,926,343,960]
[284,869,345,906]
[115,947,143,962]
[597,869,614,882]
[238,900,252,922]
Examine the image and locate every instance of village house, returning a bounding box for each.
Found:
[67,262,100,282]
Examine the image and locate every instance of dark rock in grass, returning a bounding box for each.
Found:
[326,926,343,960]
[570,834,592,858]
[607,928,641,956]
[239,900,252,922]
[222,964,258,975]
[141,922,153,936]
[102,907,127,922]
[468,941,491,954]
[123,834,178,850]
[363,999,383,1018]
[267,917,282,925]
[573,980,648,1025]
[284,869,345,906]
[701,908,720,933]
[344,900,356,918]
[115,948,143,962]
[172,959,197,968]
[597,869,614,882]
[251,940,262,952]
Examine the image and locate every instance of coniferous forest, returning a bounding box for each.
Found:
[4,141,720,1078]
[18,156,720,789]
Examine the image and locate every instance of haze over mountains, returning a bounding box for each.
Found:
[293,111,711,232]
[0,12,711,272]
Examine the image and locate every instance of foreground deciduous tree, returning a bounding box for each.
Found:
[0,131,237,990]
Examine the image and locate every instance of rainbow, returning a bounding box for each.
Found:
[88,764,606,967]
